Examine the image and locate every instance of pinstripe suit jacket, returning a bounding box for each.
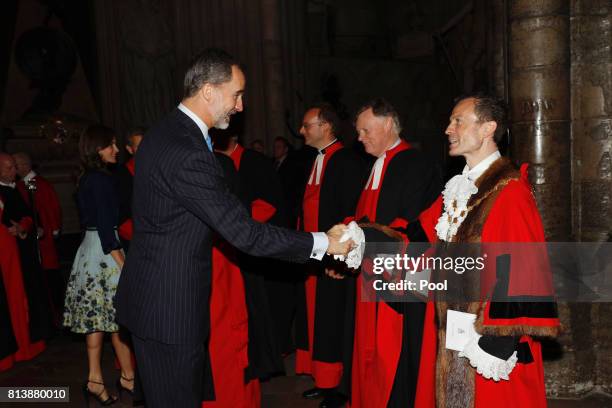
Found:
[115,109,313,344]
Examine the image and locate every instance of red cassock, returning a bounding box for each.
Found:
[350,141,409,408]
[346,140,442,408]
[17,175,61,270]
[204,241,260,408]
[414,159,560,408]
[295,141,344,387]
[0,201,46,372]
[203,145,275,408]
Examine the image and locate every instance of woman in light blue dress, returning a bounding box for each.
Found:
[63,125,134,405]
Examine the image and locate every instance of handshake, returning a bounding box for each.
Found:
[324,221,365,269]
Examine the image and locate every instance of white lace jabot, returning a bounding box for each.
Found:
[435,151,501,241]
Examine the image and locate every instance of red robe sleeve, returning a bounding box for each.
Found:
[476,171,560,337]
[250,199,276,223]
[118,219,134,241]
[31,178,62,270]
[36,179,62,233]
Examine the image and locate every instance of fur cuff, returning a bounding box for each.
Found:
[459,336,518,381]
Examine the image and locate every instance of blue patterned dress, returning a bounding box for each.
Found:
[63,170,123,333]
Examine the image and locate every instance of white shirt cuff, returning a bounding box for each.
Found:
[310,232,329,260]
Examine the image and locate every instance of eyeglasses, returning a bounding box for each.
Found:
[301,121,323,130]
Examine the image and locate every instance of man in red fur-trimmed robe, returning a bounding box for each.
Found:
[13,152,63,325]
[414,94,560,408]
[337,99,441,408]
[13,153,61,272]
[293,104,366,407]
[0,154,48,366]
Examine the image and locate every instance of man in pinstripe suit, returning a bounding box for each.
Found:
[114,48,352,408]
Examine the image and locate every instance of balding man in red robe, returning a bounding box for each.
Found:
[337,99,441,408]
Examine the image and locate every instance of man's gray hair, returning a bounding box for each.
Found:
[183,48,239,98]
[356,97,402,134]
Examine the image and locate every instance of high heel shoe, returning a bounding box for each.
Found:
[116,375,134,400]
[82,380,117,406]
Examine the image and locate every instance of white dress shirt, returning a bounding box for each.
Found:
[178,103,213,152]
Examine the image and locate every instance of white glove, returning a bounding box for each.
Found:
[333,221,365,269]
[458,334,518,381]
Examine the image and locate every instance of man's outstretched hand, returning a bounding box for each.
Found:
[326,224,353,256]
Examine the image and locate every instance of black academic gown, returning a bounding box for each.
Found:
[276,147,318,228]
[274,147,317,353]
[229,146,288,380]
[0,185,52,343]
[295,144,367,376]
[338,145,441,408]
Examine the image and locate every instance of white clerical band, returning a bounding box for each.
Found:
[308,153,325,185]
[365,154,386,190]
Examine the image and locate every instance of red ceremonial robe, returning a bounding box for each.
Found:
[414,158,560,408]
[17,175,61,270]
[0,199,45,371]
[295,141,365,389]
[346,140,441,408]
[204,146,280,408]
[205,241,261,408]
[0,200,18,370]
[0,185,52,343]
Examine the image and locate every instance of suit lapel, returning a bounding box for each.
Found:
[173,108,209,148]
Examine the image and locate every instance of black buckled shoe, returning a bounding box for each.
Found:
[302,387,326,399]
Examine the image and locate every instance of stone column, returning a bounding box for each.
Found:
[508,0,576,399]
[571,0,612,396]
[508,0,571,242]
[571,0,612,242]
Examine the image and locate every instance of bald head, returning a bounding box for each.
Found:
[0,153,17,184]
[12,152,32,178]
